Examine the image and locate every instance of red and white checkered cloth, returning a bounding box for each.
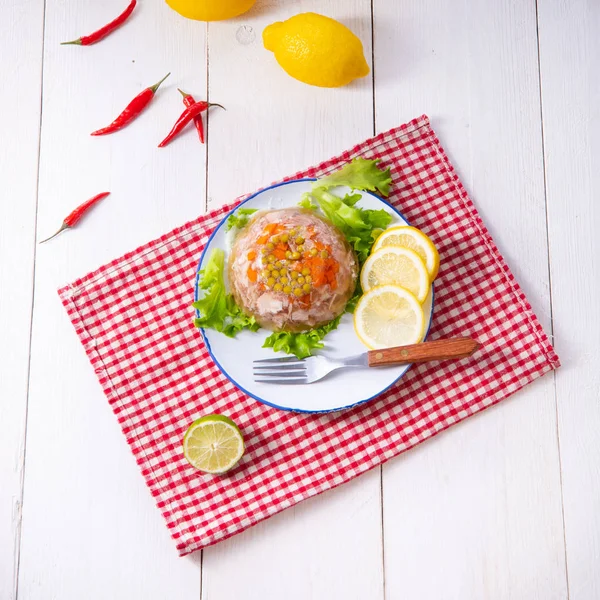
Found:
[59,115,559,556]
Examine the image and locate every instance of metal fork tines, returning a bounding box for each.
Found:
[253,356,308,385]
[253,353,367,385]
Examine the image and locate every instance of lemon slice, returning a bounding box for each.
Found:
[373,226,440,280]
[183,415,245,474]
[360,247,430,302]
[354,285,425,349]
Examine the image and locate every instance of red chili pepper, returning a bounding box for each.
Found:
[178,89,206,144]
[61,0,137,46]
[159,94,224,148]
[91,73,170,136]
[39,192,110,244]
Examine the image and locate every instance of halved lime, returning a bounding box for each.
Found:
[182,415,245,474]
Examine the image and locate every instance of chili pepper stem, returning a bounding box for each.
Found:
[60,39,83,45]
[177,89,226,110]
[150,73,171,94]
[39,222,70,244]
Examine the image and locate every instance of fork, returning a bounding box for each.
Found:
[253,338,480,384]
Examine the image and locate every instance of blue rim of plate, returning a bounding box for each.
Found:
[194,178,435,413]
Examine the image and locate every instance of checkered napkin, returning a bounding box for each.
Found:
[58,115,559,556]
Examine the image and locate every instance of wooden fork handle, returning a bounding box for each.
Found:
[367,338,480,367]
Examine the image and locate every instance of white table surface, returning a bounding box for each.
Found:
[1,1,598,599]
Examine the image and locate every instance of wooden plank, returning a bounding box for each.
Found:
[17,2,206,597]
[202,3,384,599]
[373,0,567,597]
[538,1,600,598]
[0,1,44,598]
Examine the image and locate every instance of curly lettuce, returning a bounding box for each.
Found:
[313,157,392,197]
[301,189,392,263]
[226,207,258,231]
[300,159,394,263]
[262,315,342,359]
[193,248,259,337]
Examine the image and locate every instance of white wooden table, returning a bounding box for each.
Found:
[1,1,598,598]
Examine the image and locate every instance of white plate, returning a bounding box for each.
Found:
[195,179,434,413]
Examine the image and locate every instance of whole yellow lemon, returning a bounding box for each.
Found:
[263,13,370,88]
[166,0,256,21]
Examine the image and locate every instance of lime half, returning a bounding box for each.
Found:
[183,415,245,474]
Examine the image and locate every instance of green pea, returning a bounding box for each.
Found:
[261,269,270,279]
[267,255,276,263]
[271,236,280,245]
[280,277,289,285]
[266,242,275,250]
[310,248,318,256]
[291,251,301,260]
[285,250,293,259]
[267,277,276,287]
[291,271,299,279]
[283,285,292,294]
[301,268,311,276]
[274,283,283,292]
[293,287,303,297]
[321,250,329,259]
[303,284,312,293]
[297,276,305,285]
[297,245,305,253]
[295,236,304,245]
[304,275,312,283]
[280,234,289,243]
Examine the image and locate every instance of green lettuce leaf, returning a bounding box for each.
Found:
[262,315,343,359]
[226,207,258,231]
[193,248,259,337]
[313,158,392,197]
[304,188,392,263]
[298,195,318,211]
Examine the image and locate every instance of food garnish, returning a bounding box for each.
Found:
[373,226,440,280]
[312,158,392,197]
[193,248,259,337]
[353,285,426,350]
[360,247,430,302]
[263,315,342,359]
[182,414,245,474]
[226,208,258,231]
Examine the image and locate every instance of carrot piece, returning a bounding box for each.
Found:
[313,269,327,287]
[247,267,257,282]
[247,250,257,260]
